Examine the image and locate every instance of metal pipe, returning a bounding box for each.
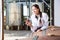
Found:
[42,0,50,8]
[26,0,29,30]
[50,0,52,26]
[36,0,38,2]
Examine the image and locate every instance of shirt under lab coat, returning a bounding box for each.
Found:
[30,12,49,32]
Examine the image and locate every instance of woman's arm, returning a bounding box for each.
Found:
[40,13,49,30]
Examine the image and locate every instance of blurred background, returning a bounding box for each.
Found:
[4,0,51,31]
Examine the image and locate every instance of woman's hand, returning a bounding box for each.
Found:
[25,19,32,28]
[36,29,42,32]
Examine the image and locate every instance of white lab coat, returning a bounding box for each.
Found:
[30,12,49,32]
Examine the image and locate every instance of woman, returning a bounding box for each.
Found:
[25,4,49,33]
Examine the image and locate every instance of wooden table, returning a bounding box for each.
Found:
[38,36,60,40]
[46,26,60,36]
[20,26,60,40]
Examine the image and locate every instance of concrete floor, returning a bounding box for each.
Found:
[4,30,32,40]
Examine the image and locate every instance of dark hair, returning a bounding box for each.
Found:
[32,4,42,23]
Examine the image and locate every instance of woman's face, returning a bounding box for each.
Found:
[32,6,39,15]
